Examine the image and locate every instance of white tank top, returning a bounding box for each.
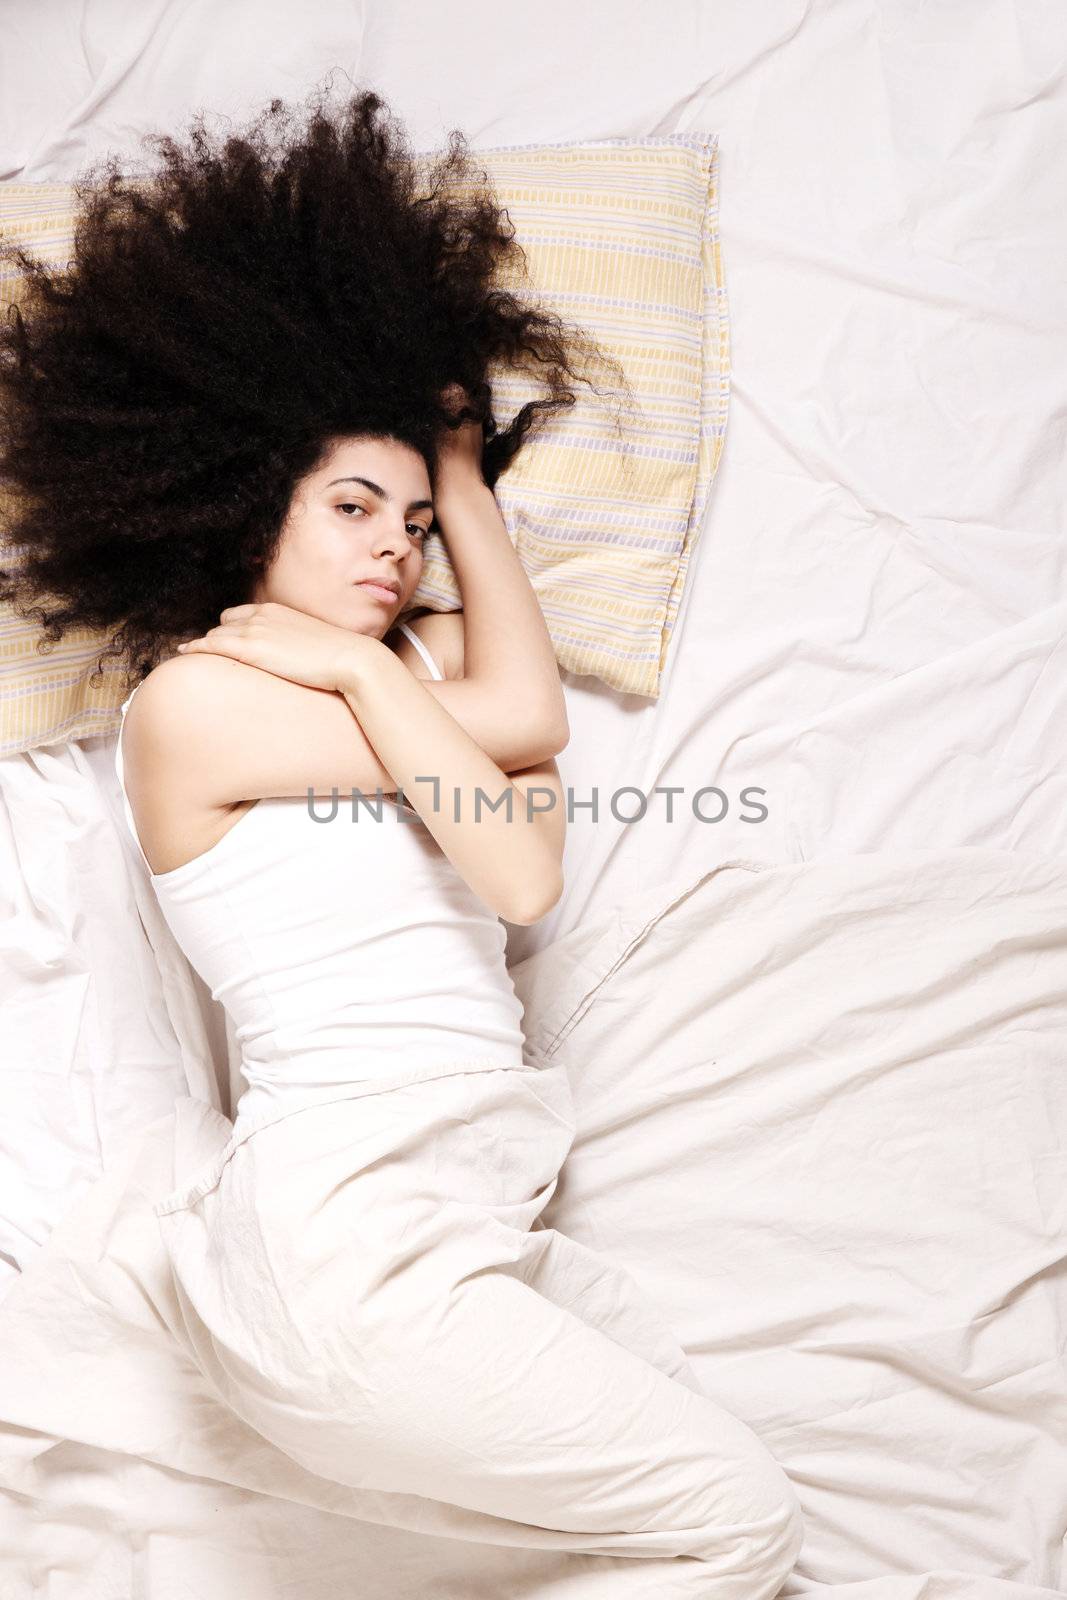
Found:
[113,622,527,1121]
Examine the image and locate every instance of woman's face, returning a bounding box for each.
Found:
[250,435,434,636]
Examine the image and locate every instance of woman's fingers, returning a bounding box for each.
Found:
[178,622,237,652]
[179,601,264,648]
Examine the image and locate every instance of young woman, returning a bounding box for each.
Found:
[118,408,568,932]
[0,89,803,1595]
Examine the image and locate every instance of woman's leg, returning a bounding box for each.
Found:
[159,1064,804,1597]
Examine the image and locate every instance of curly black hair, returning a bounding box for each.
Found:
[0,85,636,686]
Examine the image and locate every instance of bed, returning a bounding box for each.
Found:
[1,3,1065,1596]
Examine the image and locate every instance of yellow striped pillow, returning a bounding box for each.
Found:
[0,133,727,754]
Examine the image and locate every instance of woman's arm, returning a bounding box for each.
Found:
[432,474,568,743]
[338,638,565,926]
[389,611,566,774]
[426,393,568,752]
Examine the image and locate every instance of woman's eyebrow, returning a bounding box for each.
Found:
[326,475,433,514]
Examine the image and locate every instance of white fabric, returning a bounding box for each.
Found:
[1,3,1066,1595]
[395,619,443,681]
[515,847,1067,1600]
[0,846,1062,1599]
[0,1055,803,1599]
[112,623,528,1126]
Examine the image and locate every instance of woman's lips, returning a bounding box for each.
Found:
[357,582,398,604]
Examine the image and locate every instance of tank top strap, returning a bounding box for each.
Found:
[396,621,444,681]
[113,682,156,876]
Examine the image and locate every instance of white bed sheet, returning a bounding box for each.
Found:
[1,1,1065,1595]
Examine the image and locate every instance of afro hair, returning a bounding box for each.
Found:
[0,85,634,686]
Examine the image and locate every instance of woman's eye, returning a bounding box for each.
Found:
[338,504,427,541]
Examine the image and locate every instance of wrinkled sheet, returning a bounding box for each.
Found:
[1,1,1066,1595]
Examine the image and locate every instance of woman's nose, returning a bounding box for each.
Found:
[372,524,408,557]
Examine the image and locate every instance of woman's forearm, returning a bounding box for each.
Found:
[338,639,563,925]
[434,476,568,740]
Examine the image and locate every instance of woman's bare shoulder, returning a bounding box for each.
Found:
[126,651,250,723]
[118,655,261,871]
[122,653,288,771]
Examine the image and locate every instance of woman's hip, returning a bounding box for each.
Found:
[153,1059,577,1352]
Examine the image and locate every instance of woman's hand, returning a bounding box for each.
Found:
[435,382,486,494]
[174,601,380,692]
